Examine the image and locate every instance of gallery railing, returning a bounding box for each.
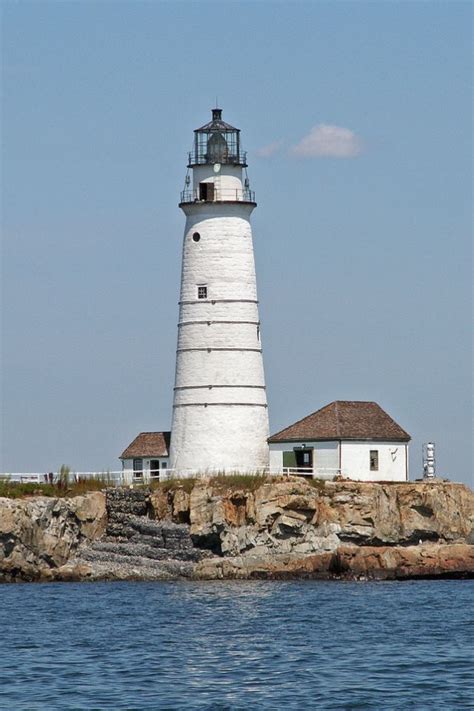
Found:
[180,187,256,203]
[188,150,247,167]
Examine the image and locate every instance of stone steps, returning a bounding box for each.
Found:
[77,555,195,581]
[83,539,201,562]
[106,489,149,522]
[80,547,196,567]
[75,489,206,575]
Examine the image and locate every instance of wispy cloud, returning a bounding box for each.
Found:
[256,140,283,158]
[291,124,362,158]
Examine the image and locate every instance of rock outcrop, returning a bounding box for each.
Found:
[179,478,473,554]
[62,488,206,581]
[193,543,474,580]
[1,478,473,582]
[0,492,106,581]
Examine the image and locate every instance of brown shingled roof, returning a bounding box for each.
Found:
[268,401,410,443]
[120,432,171,459]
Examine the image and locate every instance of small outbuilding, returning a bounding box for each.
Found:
[120,431,171,482]
[268,401,410,481]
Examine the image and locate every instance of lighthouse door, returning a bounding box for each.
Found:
[199,182,215,201]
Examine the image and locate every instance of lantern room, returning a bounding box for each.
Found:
[188,108,247,167]
[181,108,255,204]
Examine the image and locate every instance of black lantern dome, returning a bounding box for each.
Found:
[188,109,247,167]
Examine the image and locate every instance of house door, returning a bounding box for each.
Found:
[150,460,160,479]
[295,449,313,475]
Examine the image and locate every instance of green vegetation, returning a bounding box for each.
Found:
[208,472,270,492]
[0,480,58,499]
[143,472,271,495]
[150,477,197,495]
[0,469,326,500]
[0,468,113,499]
[58,464,71,488]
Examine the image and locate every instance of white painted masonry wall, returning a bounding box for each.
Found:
[269,440,408,481]
[269,441,339,476]
[121,458,170,483]
[193,165,243,198]
[340,441,408,481]
[169,156,269,474]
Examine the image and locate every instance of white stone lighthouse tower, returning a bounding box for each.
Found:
[169,108,269,474]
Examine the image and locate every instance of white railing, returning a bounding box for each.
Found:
[0,473,48,484]
[0,471,125,485]
[279,467,341,479]
[0,470,181,486]
[0,467,341,486]
[180,187,255,203]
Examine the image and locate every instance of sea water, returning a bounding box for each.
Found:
[0,580,472,710]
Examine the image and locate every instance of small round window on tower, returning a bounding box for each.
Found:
[192,232,201,242]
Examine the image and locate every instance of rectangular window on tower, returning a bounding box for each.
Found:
[197,285,208,300]
[370,450,379,471]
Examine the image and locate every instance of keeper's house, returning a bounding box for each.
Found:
[120,432,170,482]
[268,401,410,481]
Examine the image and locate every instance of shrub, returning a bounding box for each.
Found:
[57,465,71,490]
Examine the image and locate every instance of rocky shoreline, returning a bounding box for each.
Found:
[1,478,473,582]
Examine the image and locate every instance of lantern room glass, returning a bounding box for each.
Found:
[188,109,246,167]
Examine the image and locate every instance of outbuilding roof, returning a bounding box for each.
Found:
[120,432,171,459]
[268,401,410,443]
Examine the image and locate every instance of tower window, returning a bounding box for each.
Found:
[197,285,208,299]
[192,232,201,242]
[370,450,379,471]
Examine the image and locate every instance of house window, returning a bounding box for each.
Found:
[197,285,208,299]
[370,450,379,471]
[133,458,143,479]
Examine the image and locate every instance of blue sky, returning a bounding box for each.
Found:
[2,1,472,484]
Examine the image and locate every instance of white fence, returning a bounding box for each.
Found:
[0,467,341,486]
[0,471,139,485]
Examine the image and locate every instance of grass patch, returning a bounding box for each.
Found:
[150,477,197,495]
[0,481,58,499]
[0,471,113,499]
[208,472,269,492]
[0,471,317,500]
[149,473,271,495]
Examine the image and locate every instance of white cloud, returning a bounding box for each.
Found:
[256,140,283,158]
[291,124,362,158]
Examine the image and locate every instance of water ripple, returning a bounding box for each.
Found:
[0,580,473,709]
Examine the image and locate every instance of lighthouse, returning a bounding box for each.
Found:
[169,108,269,474]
